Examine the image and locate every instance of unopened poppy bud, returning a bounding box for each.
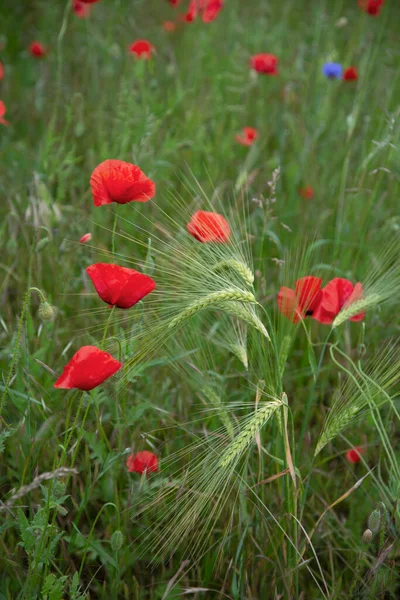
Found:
[38,302,55,322]
[36,237,51,252]
[111,530,124,553]
[362,528,373,544]
[368,509,381,532]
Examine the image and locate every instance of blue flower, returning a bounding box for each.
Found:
[322,62,343,79]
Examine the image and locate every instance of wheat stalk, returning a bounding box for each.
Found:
[222,302,270,340]
[332,294,381,328]
[212,259,254,286]
[218,399,282,468]
[168,289,256,330]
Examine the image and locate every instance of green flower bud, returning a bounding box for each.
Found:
[368,509,381,533]
[362,529,373,544]
[38,302,55,322]
[111,530,124,553]
[36,237,51,252]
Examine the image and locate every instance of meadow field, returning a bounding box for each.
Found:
[0,0,399,598]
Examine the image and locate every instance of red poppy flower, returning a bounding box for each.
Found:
[80,233,92,244]
[343,67,358,81]
[129,40,155,60]
[346,446,364,463]
[163,20,176,32]
[90,159,156,207]
[126,450,158,474]
[86,263,156,309]
[29,41,47,58]
[235,126,258,146]
[277,276,322,323]
[312,278,365,324]
[54,346,122,391]
[187,210,231,243]
[80,0,101,3]
[0,101,9,126]
[358,0,384,15]
[168,0,181,6]
[0,62,4,81]
[202,0,224,22]
[299,186,314,199]
[72,0,91,17]
[249,54,278,75]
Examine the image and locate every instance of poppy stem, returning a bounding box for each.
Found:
[111,206,119,255]
[296,328,334,456]
[101,306,116,350]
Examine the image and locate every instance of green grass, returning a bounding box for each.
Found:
[0,0,399,598]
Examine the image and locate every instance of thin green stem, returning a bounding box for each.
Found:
[101,306,116,350]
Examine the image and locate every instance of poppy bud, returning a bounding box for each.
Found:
[362,529,373,544]
[38,302,55,322]
[36,237,51,252]
[368,509,381,532]
[111,530,124,553]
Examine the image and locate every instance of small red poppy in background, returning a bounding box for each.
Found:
[346,446,364,463]
[163,20,176,32]
[129,40,155,60]
[202,0,224,22]
[127,450,159,474]
[86,263,156,309]
[184,0,223,23]
[54,346,122,391]
[235,126,258,146]
[358,0,384,15]
[29,41,47,58]
[249,54,278,75]
[72,0,91,17]
[299,186,314,199]
[80,233,92,244]
[343,67,358,81]
[187,210,231,243]
[0,62,4,81]
[168,0,181,6]
[313,278,365,324]
[278,276,322,323]
[0,101,9,126]
[90,159,156,206]
[80,0,101,3]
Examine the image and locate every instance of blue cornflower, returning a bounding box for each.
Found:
[322,62,343,79]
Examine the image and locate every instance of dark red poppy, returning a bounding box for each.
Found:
[72,0,91,17]
[343,67,358,81]
[277,276,322,323]
[187,210,231,243]
[163,20,176,32]
[0,62,4,81]
[0,101,9,126]
[312,278,365,324]
[90,159,156,206]
[86,263,156,309]
[184,0,200,21]
[249,54,278,75]
[80,0,101,3]
[358,0,384,15]
[54,345,122,391]
[126,450,158,474]
[346,446,364,463]
[129,40,155,59]
[235,126,258,146]
[29,41,47,58]
[168,0,181,6]
[299,186,314,199]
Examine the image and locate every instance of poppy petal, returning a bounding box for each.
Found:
[90,159,156,206]
[54,346,122,391]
